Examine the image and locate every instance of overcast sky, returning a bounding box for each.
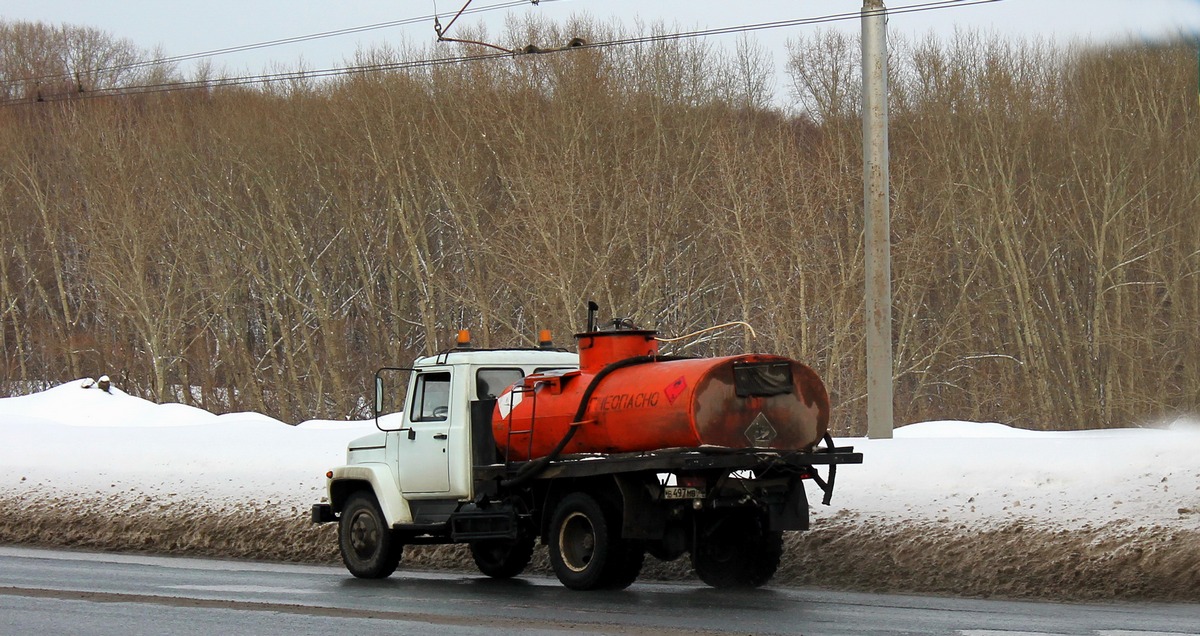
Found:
[3,0,1198,103]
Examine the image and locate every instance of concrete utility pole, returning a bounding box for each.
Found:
[861,0,894,439]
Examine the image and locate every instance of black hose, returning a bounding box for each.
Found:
[499,354,687,488]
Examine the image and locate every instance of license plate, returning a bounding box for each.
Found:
[663,487,704,500]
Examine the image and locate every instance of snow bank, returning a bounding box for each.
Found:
[820,419,1200,532]
[2,380,1197,533]
[0,379,374,513]
[3,380,1199,600]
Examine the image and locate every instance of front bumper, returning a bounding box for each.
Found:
[311,503,336,524]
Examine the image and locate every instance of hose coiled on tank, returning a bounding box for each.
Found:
[499,354,688,488]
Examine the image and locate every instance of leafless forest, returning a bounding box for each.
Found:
[1,20,1197,432]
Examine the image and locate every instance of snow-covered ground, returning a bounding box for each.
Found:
[0,380,365,515]
[820,419,1200,533]
[2,379,1198,534]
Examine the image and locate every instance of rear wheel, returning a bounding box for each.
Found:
[548,492,642,590]
[338,492,403,579]
[470,534,535,579]
[691,514,782,589]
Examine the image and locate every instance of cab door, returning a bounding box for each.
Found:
[396,369,452,494]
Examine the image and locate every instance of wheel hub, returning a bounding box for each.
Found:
[558,511,596,573]
[349,510,379,559]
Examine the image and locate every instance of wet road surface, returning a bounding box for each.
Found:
[0,546,1196,635]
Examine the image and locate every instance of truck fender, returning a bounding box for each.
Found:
[328,464,413,526]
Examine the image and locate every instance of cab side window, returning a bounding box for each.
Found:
[411,372,451,421]
[476,368,524,400]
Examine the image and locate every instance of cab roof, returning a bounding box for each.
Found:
[412,348,580,369]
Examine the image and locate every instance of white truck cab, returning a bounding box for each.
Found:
[330,348,578,528]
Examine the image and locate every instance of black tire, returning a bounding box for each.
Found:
[470,534,535,579]
[691,515,783,589]
[338,492,403,579]
[548,492,642,591]
[601,542,645,590]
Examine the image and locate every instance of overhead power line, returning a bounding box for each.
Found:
[2,0,1003,108]
[0,0,552,91]
[582,0,991,49]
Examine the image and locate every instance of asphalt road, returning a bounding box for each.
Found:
[0,546,1196,636]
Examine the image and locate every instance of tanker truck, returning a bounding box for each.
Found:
[312,304,862,590]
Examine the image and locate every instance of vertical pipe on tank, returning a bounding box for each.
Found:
[586,301,599,333]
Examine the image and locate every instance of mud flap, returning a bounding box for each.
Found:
[767,475,810,531]
[616,474,666,540]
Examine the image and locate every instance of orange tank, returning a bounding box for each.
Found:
[493,328,830,461]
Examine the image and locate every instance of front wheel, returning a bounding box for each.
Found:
[548,492,642,590]
[338,492,403,578]
[470,534,535,579]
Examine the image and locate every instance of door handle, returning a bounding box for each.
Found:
[433,433,447,440]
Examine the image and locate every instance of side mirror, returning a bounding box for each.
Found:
[373,367,414,432]
[374,376,384,417]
